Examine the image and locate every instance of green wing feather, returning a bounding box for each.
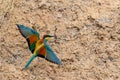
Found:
[16,24,40,53]
[45,44,62,65]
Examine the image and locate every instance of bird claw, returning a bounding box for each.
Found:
[38,57,41,62]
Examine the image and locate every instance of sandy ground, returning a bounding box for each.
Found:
[0,0,120,80]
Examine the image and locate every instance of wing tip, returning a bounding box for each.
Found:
[46,58,62,65]
[16,24,26,38]
[16,24,24,30]
[16,24,21,27]
[57,62,62,65]
[56,60,62,65]
[57,61,62,65]
[54,61,62,65]
[16,24,24,29]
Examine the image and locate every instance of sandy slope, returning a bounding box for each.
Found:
[0,0,120,80]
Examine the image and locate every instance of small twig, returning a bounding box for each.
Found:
[54,26,58,39]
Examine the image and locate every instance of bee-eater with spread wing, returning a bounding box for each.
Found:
[16,24,61,68]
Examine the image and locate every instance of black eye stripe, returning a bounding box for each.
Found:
[43,35,50,39]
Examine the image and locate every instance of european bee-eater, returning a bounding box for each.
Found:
[16,24,61,68]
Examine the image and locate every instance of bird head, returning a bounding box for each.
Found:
[43,34,54,41]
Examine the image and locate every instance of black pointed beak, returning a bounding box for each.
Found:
[50,35,54,37]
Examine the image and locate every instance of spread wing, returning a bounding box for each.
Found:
[45,45,62,65]
[16,24,40,53]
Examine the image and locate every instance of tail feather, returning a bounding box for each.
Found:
[24,54,37,68]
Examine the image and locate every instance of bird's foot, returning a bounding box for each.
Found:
[37,57,41,62]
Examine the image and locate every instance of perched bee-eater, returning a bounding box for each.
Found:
[16,24,61,68]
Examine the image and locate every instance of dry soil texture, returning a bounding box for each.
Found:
[0,0,120,80]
